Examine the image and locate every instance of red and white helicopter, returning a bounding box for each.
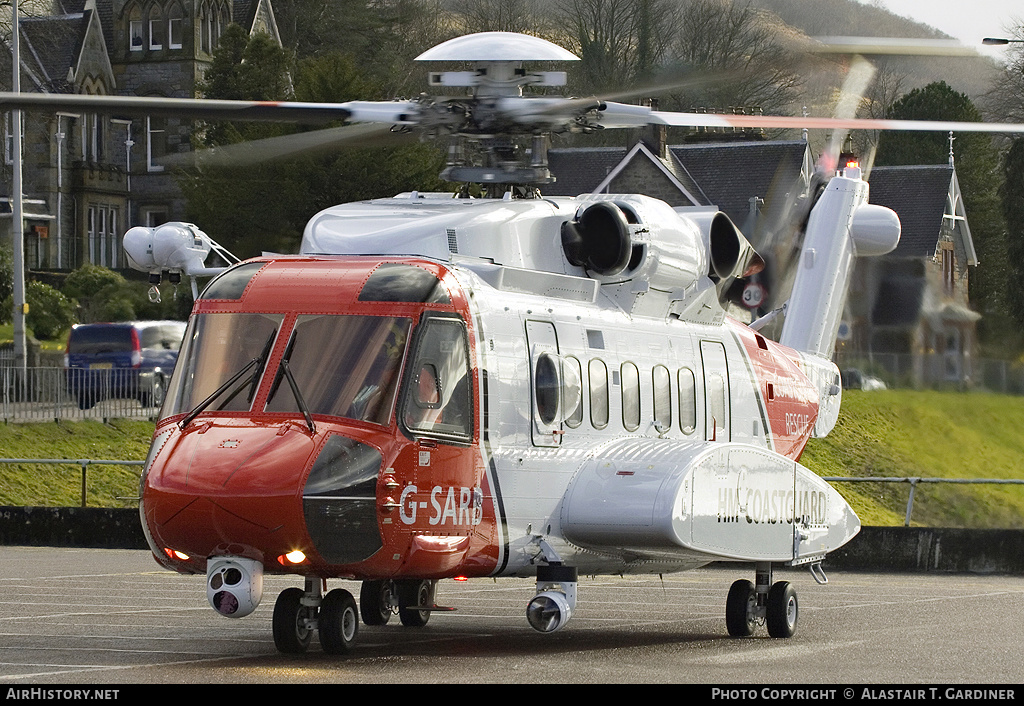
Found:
[5,31,1024,653]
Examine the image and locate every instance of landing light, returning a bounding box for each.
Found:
[279,550,307,565]
[163,548,190,561]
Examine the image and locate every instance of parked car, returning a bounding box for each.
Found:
[65,321,187,409]
[840,368,887,391]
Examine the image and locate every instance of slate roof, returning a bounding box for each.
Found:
[18,13,90,93]
[669,141,809,227]
[545,146,629,197]
[545,139,810,229]
[867,165,954,259]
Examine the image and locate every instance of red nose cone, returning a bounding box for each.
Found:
[142,421,318,563]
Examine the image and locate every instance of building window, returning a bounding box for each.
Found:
[941,246,954,294]
[149,6,164,49]
[168,4,183,49]
[87,205,121,268]
[129,5,143,51]
[146,115,165,172]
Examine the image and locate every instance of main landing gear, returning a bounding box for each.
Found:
[272,578,438,654]
[725,563,798,638]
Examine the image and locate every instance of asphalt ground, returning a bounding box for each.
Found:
[0,546,1021,688]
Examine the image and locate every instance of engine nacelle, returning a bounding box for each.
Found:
[206,556,263,618]
[563,195,705,292]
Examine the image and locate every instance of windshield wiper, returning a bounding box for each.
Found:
[178,331,277,429]
[280,358,316,435]
[178,356,260,430]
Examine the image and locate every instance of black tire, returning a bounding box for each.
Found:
[272,587,313,654]
[766,581,798,638]
[319,589,359,655]
[360,579,395,626]
[397,579,434,627]
[726,579,757,637]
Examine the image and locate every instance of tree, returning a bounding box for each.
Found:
[179,30,446,260]
[662,0,801,115]
[875,81,1012,354]
[1002,138,1024,331]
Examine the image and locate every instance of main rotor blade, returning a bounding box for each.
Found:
[0,93,420,125]
[165,123,420,168]
[809,36,983,57]
[597,102,1024,134]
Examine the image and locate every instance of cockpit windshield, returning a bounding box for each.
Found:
[266,315,411,425]
[163,313,284,420]
[163,313,411,427]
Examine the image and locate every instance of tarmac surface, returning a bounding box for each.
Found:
[0,546,1021,685]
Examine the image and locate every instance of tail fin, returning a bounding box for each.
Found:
[779,165,900,437]
[780,165,900,359]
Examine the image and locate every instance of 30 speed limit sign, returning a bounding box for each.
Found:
[742,283,766,309]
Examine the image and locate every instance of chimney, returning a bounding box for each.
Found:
[641,98,668,159]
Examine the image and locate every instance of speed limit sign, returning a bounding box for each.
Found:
[742,283,766,309]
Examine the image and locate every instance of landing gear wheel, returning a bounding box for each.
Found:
[397,579,435,627]
[766,581,798,638]
[725,579,757,637]
[272,587,313,654]
[319,589,359,654]
[360,579,396,626]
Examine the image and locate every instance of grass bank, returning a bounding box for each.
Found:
[1,391,1022,527]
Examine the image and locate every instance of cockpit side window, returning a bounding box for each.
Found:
[401,315,472,442]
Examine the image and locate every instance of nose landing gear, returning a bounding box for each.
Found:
[272,578,359,655]
[725,563,798,638]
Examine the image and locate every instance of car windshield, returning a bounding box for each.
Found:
[163,313,284,418]
[266,315,411,426]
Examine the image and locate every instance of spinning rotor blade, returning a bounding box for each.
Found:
[0,92,418,125]
[164,123,420,168]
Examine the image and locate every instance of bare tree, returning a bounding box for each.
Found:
[982,17,1024,126]
[663,0,801,115]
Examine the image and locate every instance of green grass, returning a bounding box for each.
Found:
[0,419,155,508]
[1,390,1023,527]
[801,390,1024,528]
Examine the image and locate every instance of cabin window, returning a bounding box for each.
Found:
[621,362,640,432]
[653,365,671,433]
[565,356,584,428]
[678,367,696,434]
[589,359,608,429]
[401,315,472,441]
[707,371,727,440]
[535,354,560,426]
[267,315,411,426]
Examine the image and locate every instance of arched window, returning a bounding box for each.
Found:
[168,3,183,49]
[148,4,164,50]
[199,3,210,54]
[128,4,144,51]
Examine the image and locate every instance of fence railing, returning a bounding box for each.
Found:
[0,458,145,507]
[823,476,1024,526]
[1,366,162,422]
[836,353,1024,395]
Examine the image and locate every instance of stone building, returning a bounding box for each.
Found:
[0,0,280,271]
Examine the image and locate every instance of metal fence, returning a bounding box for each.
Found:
[836,353,1024,395]
[823,476,1024,526]
[1,366,161,422]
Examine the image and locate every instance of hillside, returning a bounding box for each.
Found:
[752,0,1001,101]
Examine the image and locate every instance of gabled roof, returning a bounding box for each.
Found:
[669,140,811,227]
[546,146,629,197]
[867,165,970,260]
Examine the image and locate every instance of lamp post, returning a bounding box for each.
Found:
[10,0,26,371]
[982,37,1024,46]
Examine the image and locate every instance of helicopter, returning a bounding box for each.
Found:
[4,31,1024,654]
